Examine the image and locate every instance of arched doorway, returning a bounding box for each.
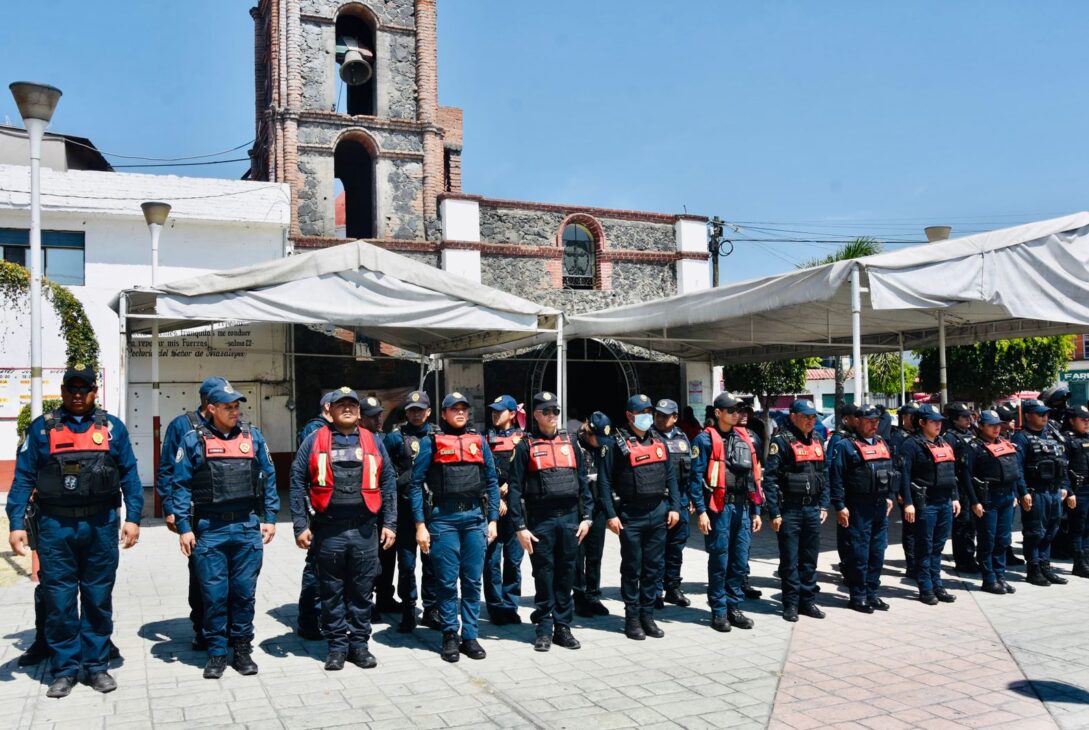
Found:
[532,338,638,426]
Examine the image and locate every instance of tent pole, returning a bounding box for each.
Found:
[862,355,870,404]
[851,264,863,406]
[118,293,128,422]
[556,317,565,423]
[418,358,426,390]
[898,332,906,407]
[938,310,948,407]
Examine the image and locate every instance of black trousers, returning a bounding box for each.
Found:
[617,501,668,619]
[527,507,579,635]
[314,519,380,653]
[574,504,606,603]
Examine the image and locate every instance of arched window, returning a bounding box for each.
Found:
[335,7,377,116]
[334,134,376,239]
[562,223,596,289]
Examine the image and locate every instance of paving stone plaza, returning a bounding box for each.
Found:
[2,510,1088,730]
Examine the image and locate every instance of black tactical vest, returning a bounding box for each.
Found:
[36,410,121,507]
[190,422,261,507]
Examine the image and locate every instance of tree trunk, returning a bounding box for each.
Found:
[834,356,845,423]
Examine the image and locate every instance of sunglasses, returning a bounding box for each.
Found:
[720,406,739,414]
[539,407,560,416]
[64,385,95,395]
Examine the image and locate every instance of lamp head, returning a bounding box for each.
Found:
[9,82,62,124]
[141,201,172,227]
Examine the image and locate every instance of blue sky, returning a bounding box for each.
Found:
[2,1,1087,280]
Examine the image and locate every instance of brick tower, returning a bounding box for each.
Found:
[249,0,461,243]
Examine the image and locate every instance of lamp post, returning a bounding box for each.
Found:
[9,82,61,420]
[142,201,170,517]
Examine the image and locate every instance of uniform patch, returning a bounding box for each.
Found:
[367,397,378,407]
[355,447,363,459]
[560,444,570,456]
[175,447,184,463]
[410,440,420,454]
[239,441,251,454]
[91,432,104,445]
[224,384,235,394]
[603,425,611,436]
[691,445,700,458]
[340,386,352,393]
[452,391,464,399]
[601,445,608,457]
[411,392,421,402]
[769,442,779,455]
[494,396,504,403]
[468,441,479,456]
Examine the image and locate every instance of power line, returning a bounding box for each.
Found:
[0,184,286,202]
[0,126,255,162]
[112,157,250,169]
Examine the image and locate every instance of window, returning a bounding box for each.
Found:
[0,229,85,285]
[334,136,376,239]
[562,223,596,289]
[1083,335,1089,360]
[335,9,377,116]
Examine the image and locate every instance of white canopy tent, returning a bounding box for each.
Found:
[558,212,1089,405]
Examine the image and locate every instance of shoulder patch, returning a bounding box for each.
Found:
[769,442,779,455]
[601,445,608,457]
[691,445,700,458]
[175,447,184,463]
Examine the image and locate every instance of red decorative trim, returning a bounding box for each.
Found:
[600,250,678,264]
[675,214,710,222]
[437,192,484,203]
[292,236,440,253]
[677,251,710,261]
[480,196,702,225]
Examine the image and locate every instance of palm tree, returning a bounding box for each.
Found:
[797,237,882,422]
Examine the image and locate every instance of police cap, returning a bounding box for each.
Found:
[488,394,518,412]
[330,386,360,405]
[207,383,247,405]
[441,392,471,410]
[532,392,559,411]
[713,392,744,410]
[915,404,945,422]
[1021,398,1050,415]
[945,402,971,419]
[62,364,97,387]
[404,390,430,410]
[199,376,229,399]
[360,395,383,416]
[790,399,818,416]
[626,394,653,412]
[978,409,1005,426]
[589,411,612,437]
[857,404,880,419]
[654,398,679,415]
[1067,404,1089,420]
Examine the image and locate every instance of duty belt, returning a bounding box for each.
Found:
[715,491,749,508]
[194,508,254,522]
[527,503,578,519]
[39,502,115,519]
[436,497,480,513]
[313,513,373,528]
[781,495,818,507]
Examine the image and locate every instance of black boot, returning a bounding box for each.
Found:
[1041,562,1068,585]
[422,607,443,631]
[203,655,227,679]
[640,615,664,638]
[1075,551,1089,578]
[441,631,460,663]
[17,640,49,667]
[663,587,691,607]
[741,578,763,600]
[398,606,417,633]
[231,640,259,675]
[727,608,754,629]
[1006,547,1025,566]
[624,616,646,640]
[1026,564,1051,586]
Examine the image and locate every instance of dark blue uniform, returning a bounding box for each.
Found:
[1012,427,1069,571]
[945,426,979,569]
[764,425,829,611]
[483,428,525,622]
[597,428,681,620]
[830,435,895,606]
[574,433,609,609]
[690,426,759,618]
[826,427,853,573]
[899,435,958,595]
[653,426,692,599]
[507,430,593,637]
[294,416,329,635]
[384,422,437,617]
[173,422,279,656]
[297,416,328,447]
[887,425,916,575]
[158,409,210,637]
[8,408,143,679]
[409,428,501,640]
[960,437,1025,586]
[1064,427,1089,566]
[290,426,397,654]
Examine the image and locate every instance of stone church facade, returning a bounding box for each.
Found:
[248,0,714,424]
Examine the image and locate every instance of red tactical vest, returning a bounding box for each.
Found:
[525,433,580,500]
[487,431,523,455]
[983,440,1017,458]
[787,437,824,462]
[429,432,486,499]
[853,439,892,461]
[37,410,120,504]
[923,440,955,463]
[528,435,577,472]
[191,423,259,507]
[705,427,764,511]
[308,426,383,514]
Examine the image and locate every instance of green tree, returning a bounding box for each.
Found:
[916,336,1074,405]
[721,359,809,411]
[799,237,883,421]
[867,351,919,397]
[0,261,100,370]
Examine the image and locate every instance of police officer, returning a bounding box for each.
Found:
[384,390,439,633]
[652,398,693,608]
[690,392,762,632]
[737,405,765,600]
[827,405,860,577]
[764,399,829,622]
[173,382,279,679]
[158,376,227,650]
[7,366,142,698]
[900,404,960,604]
[298,390,336,446]
[598,394,681,640]
[1063,404,1089,578]
[1013,398,1071,586]
[889,403,919,577]
[484,394,525,625]
[411,392,500,662]
[1042,387,1075,560]
[961,408,1025,594]
[360,396,400,620]
[290,388,397,670]
[573,411,611,617]
[830,405,896,613]
[507,391,593,651]
[944,402,980,573]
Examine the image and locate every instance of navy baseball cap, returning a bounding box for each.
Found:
[1022,398,1050,415]
[207,382,247,405]
[589,411,612,437]
[404,390,430,410]
[626,394,653,412]
[329,386,360,405]
[915,404,945,421]
[1068,404,1089,419]
[978,409,1005,426]
[532,391,559,410]
[654,398,679,415]
[713,392,743,409]
[360,395,383,416]
[790,399,818,416]
[995,404,1018,422]
[857,404,880,419]
[441,392,471,409]
[199,376,229,398]
[319,390,339,407]
[62,364,97,387]
[488,395,517,412]
[898,402,919,417]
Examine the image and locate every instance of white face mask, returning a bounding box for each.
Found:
[633,413,654,432]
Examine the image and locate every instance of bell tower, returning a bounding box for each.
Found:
[250,0,460,242]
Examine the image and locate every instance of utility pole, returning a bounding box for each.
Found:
[707,216,732,288]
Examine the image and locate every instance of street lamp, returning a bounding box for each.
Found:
[9,82,62,420]
[142,201,170,517]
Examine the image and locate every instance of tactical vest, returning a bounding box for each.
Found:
[973,438,1021,498]
[945,428,976,461]
[1021,430,1066,486]
[427,431,486,500]
[190,422,261,507]
[487,429,523,485]
[308,426,383,513]
[395,427,424,474]
[778,430,825,498]
[525,433,580,501]
[613,429,669,501]
[1063,430,1089,490]
[37,410,121,506]
[704,426,763,512]
[655,428,692,488]
[910,436,957,493]
[846,438,894,495]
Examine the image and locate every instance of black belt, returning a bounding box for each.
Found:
[313,513,373,528]
[527,503,578,519]
[1028,485,1060,494]
[39,502,114,519]
[781,495,820,507]
[194,509,254,522]
[437,498,480,513]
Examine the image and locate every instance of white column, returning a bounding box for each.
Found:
[675,218,711,294]
[440,197,481,283]
[851,264,864,403]
[26,117,46,419]
[556,316,565,423]
[938,310,948,407]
